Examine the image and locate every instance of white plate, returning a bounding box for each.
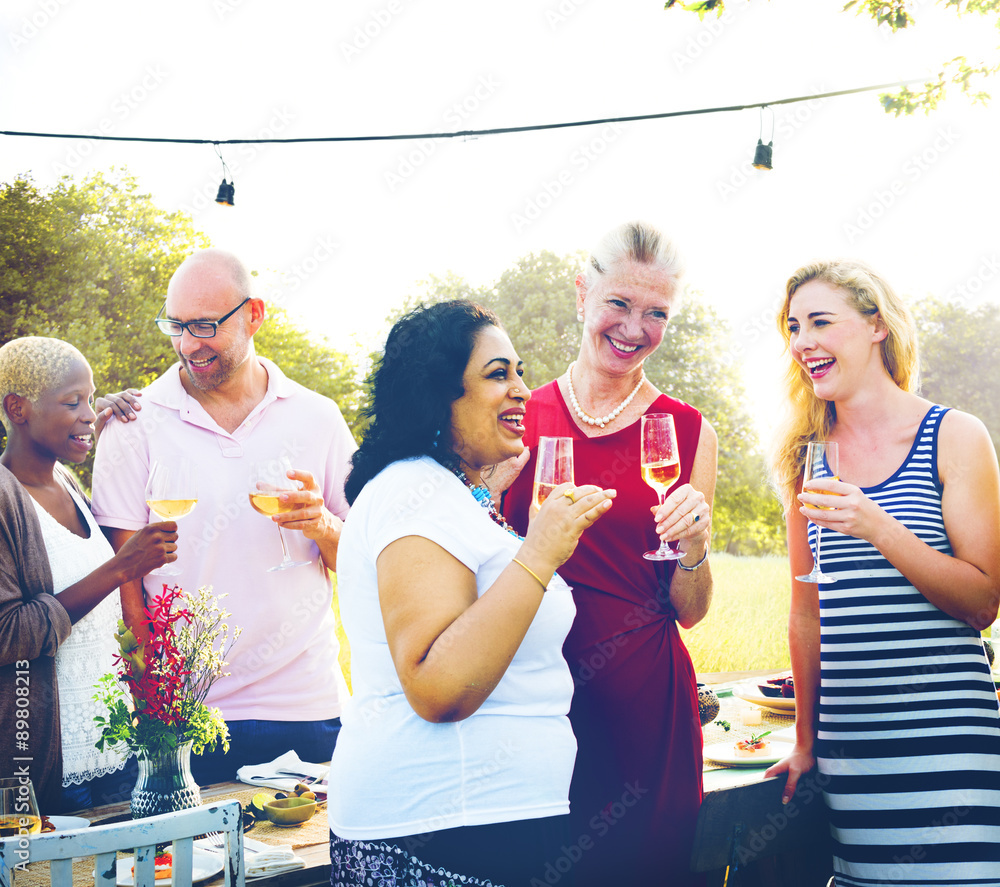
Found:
[115,848,223,886]
[45,815,90,831]
[733,682,796,714]
[704,738,794,768]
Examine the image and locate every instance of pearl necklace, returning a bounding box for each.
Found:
[566,362,645,429]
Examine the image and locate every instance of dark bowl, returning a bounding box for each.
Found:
[757,683,784,698]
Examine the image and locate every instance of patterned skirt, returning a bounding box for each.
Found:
[330,835,500,887]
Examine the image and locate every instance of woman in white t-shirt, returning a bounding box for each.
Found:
[0,337,176,811]
[329,301,615,887]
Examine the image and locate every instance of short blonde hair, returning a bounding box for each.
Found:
[769,260,919,509]
[0,337,89,435]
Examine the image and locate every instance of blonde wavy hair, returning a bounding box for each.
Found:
[768,260,919,510]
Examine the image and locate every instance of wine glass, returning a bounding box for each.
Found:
[145,461,197,577]
[249,457,312,572]
[0,777,41,837]
[533,437,574,508]
[796,440,840,583]
[640,413,683,561]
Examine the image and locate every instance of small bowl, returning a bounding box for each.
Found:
[757,683,784,698]
[263,796,317,826]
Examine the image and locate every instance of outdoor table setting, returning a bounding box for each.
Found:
[7,755,334,887]
[693,672,832,887]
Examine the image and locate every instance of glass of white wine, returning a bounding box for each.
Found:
[249,457,312,572]
[532,437,574,509]
[796,440,840,583]
[0,777,41,838]
[145,461,197,577]
[640,413,683,561]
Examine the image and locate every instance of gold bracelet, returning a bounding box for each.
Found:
[512,558,547,591]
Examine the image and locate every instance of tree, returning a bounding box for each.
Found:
[663,0,1000,114]
[0,170,363,479]
[914,296,1000,453]
[396,250,786,554]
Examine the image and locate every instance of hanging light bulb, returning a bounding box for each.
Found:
[215,179,235,206]
[753,139,773,170]
[213,144,236,206]
[753,106,775,171]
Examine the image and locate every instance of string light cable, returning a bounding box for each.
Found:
[0,79,931,147]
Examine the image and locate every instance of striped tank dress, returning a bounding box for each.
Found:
[813,405,1000,886]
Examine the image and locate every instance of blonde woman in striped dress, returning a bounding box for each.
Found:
[765,260,1000,886]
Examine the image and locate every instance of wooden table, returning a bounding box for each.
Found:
[696,680,833,887]
[37,783,332,887]
[34,677,829,887]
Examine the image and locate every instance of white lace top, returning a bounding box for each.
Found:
[31,483,131,786]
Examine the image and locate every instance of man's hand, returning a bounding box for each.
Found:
[272,468,343,568]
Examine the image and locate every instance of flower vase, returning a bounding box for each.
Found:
[131,741,202,819]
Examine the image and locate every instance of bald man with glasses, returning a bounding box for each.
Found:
[92,248,356,786]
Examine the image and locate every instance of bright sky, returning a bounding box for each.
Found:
[2,0,998,440]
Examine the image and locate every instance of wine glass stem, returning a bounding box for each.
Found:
[657,491,673,554]
[276,525,293,564]
[813,523,823,571]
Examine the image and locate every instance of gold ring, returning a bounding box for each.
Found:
[563,490,576,504]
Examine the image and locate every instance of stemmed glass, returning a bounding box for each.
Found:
[533,437,574,508]
[0,777,41,836]
[640,413,683,561]
[796,441,839,583]
[145,461,197,577]
[249,457,312,572]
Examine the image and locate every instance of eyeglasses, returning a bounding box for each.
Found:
[154,297,251,338]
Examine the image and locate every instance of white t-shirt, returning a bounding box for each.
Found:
[91,358,356,722]
[328,456,577,839]
[31,483,130,786]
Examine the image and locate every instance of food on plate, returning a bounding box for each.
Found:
[759,676,795,699]
[40,815,56,833]
[734,730,772,758]
[132,852,172,880]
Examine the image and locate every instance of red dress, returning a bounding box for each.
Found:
[505,381,705,886]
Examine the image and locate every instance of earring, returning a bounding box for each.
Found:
[577,313,584,322]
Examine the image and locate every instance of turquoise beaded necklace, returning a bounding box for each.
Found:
[452,469,522,539]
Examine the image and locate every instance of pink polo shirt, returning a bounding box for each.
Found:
[91,358,356,722]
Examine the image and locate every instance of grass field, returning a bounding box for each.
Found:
[679,553,792,674]
[333,554,793,686]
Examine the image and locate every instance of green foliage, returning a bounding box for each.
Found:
[914,296,1000,453]
[663,0,726,19]
[254,308,364,432]
[398,250,786,555]
[0,169,364,475]
[665,0,1000,113]
[0,170,206,480]
[0,170,204,384]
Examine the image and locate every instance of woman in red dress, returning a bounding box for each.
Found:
[504,221,716,886]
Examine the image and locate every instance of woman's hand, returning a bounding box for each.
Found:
[797,478,889,544]
[764,744,816,804]
[521,482,615,573]
[486,448,530,498]
[94,388,142,438]
[650,482,711,554]
[113,521,177,581]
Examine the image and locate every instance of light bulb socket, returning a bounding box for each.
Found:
[753,139,773,170]
[215,179,235,206]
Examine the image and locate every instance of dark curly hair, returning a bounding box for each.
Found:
[345,300,502,504]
